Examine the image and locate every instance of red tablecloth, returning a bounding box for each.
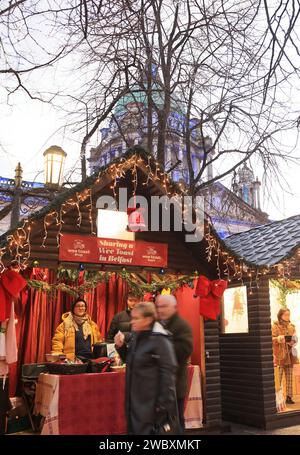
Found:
[35,371,126,435]
[35,366,202,435]
[59,371,126,435]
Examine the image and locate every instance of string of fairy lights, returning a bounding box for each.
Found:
[0,151,298,293]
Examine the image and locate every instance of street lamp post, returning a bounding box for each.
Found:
[8,146,67,230]
[43,145,67,189]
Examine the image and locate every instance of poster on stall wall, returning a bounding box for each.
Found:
[221,286,249,334]
[59,233,168,267]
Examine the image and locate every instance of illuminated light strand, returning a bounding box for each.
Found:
[154,161,160,180]
[143,156,152,186]
[18,220,29,267]
[7,234,15,257]
[239,260,244,286]
[131,159,138,196]
[41,212,54,248]
[0,249,6,272]
[216,244,221,279]
[56,207,64,247]
[76,193,82,228]
[224,256,230,282]
[255,268,260,289]
[22,222,32,268]
[249,269,253,295]
[88,188,95,235]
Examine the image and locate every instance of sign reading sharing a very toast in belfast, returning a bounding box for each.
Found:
[59,234,168,267]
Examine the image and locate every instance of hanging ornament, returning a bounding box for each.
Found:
[159,268,166,275]
[78,263,85,271]
[32,260,39,267]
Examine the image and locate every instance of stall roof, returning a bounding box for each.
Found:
[224,214,300,267]
[2,145,298,272]
[0,146,222,275]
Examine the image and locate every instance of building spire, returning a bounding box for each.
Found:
[232,162,261,210]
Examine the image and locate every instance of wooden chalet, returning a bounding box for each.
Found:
[221,215,300,429]
[0,146,228,432]
[1,146,297,431]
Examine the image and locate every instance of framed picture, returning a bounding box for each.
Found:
[221,286,249,334]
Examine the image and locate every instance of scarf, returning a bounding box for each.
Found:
[64,312,92,340]
[279,320,289,326]
[279,320,290,332]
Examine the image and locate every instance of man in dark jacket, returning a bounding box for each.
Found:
[106,292,140,342]
[155,294,193,434]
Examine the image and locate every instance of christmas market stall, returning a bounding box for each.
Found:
[0,146,231,434]
[218,215,300,429]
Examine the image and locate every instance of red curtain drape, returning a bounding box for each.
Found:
[175,282,201,366]
[9,271,200,396]
[9,272,128,396]
[85,273,127,336]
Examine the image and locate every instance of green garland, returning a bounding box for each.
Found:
[26,268,199,298]
[270,279,300,307]
[27,279,79,297]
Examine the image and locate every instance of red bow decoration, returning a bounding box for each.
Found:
[0,270,27,322]
[143,292,155,302]
[195,275,228,320]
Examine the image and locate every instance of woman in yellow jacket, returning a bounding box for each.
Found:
[52,298,102,361]
[272,308,298,404]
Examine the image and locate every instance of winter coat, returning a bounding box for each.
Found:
[118,322,179,435]
[106,310,131,343]
[272,320,298,367]
[163,313,193,398]
[51,312,102,360]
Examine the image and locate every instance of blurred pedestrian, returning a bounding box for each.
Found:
[115,301,179,435]
[155,294,193,433]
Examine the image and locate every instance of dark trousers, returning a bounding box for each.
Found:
[177,398,185,435]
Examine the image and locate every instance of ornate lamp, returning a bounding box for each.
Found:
[43,145,67,189]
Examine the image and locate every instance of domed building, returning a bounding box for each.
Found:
[89,80,268,238]
[89,79,214,184]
